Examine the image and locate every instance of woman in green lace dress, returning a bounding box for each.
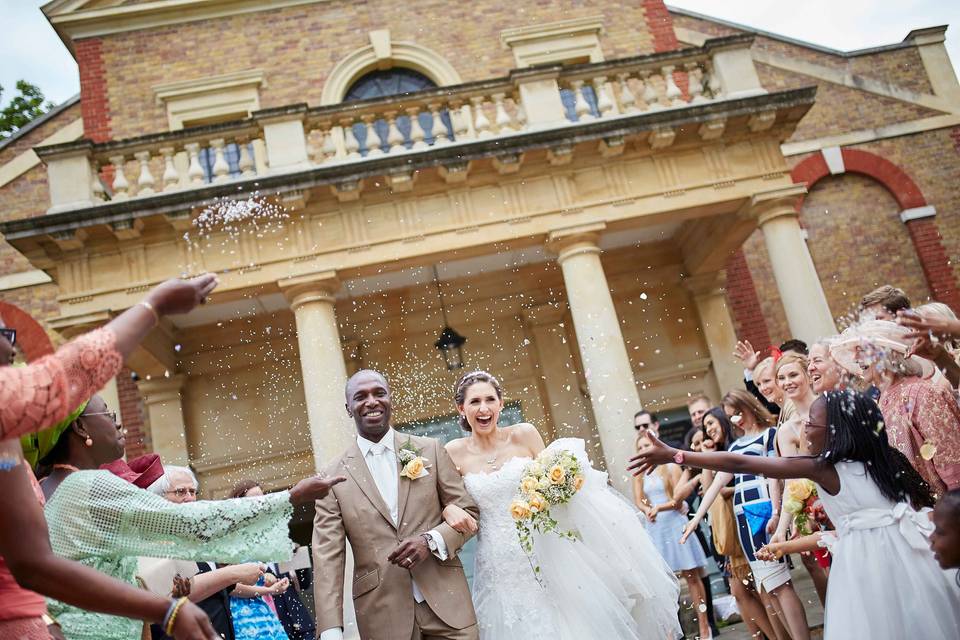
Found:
[38,393,344,640]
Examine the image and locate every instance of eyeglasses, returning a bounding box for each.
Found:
[82,411,118,423]
[0,328,15,346]
[635,423,651,431]
[165,487,198,498]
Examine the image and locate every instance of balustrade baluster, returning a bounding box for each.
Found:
[363,116,384,156]
[184,143,205,184]
[592,77,614,117]
[342,119,362,159]
[384,111,405,153]
[320,128,338,162]
[91,165,106,201]
[662,66,684,107]
[617,73,639,113]
[641,70,663,111]
[428,103,449,145]
[159,147,179,191]
[452,101,471,141]
[570,80,594,121]
[471,97,493,138]
[237,139,256,177]
[134,151,155,196]
[210,139,230,182]
[492,93,514,133]
[110,155,130,200]
[407,107,428,149]
[686,62,707,103]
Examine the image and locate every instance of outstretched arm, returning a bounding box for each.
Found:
[629,433,839,494]
[679,471,733,544]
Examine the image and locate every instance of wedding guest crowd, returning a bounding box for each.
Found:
[632,283,960,639]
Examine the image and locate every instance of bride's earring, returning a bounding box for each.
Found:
[85,437,93,447]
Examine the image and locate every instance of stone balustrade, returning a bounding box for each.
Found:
[36,35,763,214]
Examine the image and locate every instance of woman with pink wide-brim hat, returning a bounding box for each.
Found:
[831,320,960,497]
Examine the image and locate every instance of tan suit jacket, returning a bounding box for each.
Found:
[312,433,479,640]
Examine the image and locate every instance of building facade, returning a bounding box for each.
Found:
[0,1,957,502]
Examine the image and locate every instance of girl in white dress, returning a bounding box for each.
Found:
[441,371,681,640]
[630,389,960,640]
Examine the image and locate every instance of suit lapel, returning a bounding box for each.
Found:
[396,432,413,527]
[343,442,396,529]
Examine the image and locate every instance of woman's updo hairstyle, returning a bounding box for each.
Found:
[454,370,503,432]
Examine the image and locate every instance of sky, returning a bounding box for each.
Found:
[1,0,958,108]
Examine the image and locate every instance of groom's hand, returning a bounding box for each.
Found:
[387,535,430,570]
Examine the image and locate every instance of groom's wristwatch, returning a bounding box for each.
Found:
[421,533,437,553]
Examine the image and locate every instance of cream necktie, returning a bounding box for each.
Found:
[367,443,398,525]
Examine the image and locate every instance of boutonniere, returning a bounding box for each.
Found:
[398,438,431,480]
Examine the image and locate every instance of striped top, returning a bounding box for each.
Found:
[728,427,777,508]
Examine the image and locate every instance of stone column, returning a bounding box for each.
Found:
[548,224,640,493]
[280,272,355,471]
[684,272,742,395]
[753,188,837,344]
[138,374,190,466]
[521,304,599,448]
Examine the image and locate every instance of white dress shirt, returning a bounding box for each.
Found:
[319,429,448,640]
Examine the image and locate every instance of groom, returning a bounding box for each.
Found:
[313,369,479,640]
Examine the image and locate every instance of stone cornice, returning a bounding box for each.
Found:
[6,86,815,241]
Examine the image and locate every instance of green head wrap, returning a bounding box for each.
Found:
[20,400,89,469]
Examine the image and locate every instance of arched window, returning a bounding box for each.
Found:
[344,68,437,101]
[344,68,452,155]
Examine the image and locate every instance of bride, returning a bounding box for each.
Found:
[441,370,681,640]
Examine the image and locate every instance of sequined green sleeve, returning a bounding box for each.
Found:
[46,470,294,564]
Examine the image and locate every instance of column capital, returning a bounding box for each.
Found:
[546,222,606,264]
[740,184,807,226]
[682,271,727,298]
[279,270,341,310]
[138,373,187,404]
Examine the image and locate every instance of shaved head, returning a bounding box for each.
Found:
[345,369,389,401]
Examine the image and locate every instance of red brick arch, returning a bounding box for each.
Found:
[0,302,55,362]
[791,149,960,312]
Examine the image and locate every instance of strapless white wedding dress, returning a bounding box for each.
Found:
[463,438,681,640]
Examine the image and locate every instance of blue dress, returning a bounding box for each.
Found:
[642,469,708,572]
[229,576,289,639]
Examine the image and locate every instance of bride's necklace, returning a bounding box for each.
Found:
[472,434,510,468]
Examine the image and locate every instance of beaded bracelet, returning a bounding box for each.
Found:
[163,597,188,636]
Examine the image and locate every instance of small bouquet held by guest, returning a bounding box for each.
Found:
[510,448,585,560]
[783,478,833,566]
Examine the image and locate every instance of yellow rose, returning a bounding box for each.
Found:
[510,499,532,521]
[786,479,814,502]
[783,498,803,515]
[528,492,548,513]
[520,476,539,495]
[548,465,566,485]
[401,457,425,480]
[572,475,585,491]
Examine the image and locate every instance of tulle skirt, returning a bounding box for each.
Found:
[473,439,682,640]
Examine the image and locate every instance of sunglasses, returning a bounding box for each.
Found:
[0,328,15,346]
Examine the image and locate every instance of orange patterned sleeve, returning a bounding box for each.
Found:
[0,328,123,440]
[914,384,960,491]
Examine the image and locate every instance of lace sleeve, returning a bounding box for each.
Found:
[47,471,293,564]
[0,328,122,440]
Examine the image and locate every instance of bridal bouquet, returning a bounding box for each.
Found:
[783,479,831,535]
[509,449,585,559]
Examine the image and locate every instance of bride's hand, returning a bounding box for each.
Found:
[442,504,478,534]
[679,520,697,545]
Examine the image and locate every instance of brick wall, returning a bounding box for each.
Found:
[76,38,111,142]
[91,0,663,138]
[118,368,149,458]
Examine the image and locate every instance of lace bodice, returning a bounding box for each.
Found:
[464,457,560,637]
[2,327,122,441]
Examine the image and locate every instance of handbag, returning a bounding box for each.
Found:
[708,494,740,556]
